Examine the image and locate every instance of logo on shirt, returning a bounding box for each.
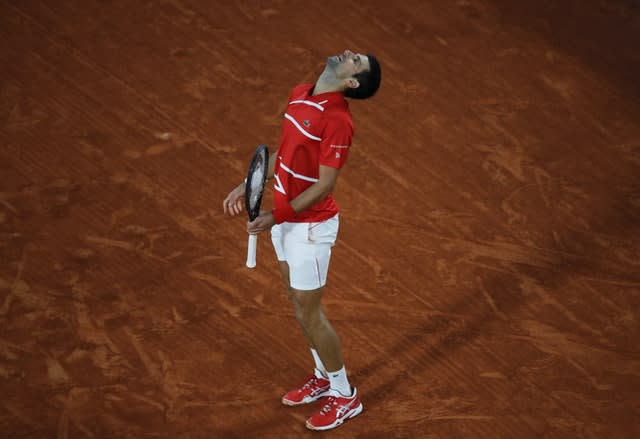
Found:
[303,119,311,127]
[336,152,341,158]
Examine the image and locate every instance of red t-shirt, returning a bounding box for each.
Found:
[272,84,353,223]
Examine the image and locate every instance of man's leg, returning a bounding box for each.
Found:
[290,286,344,373]
[291,286,352,400]
[292,286,363,431]
[278,261,313,345]
[278,261,331,406]
[278,261,329,376]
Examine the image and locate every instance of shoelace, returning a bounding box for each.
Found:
[320,397,338,415]
[302,377,318,390]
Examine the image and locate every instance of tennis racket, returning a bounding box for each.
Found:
[245,144,269,268]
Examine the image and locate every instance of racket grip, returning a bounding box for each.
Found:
[246,234,258,268]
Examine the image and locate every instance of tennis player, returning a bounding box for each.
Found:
[223,49,381,431]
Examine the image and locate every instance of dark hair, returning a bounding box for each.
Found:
[345,54,381,100]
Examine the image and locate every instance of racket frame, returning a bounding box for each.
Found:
[244,144,269,268]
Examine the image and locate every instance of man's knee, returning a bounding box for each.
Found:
[292,300,305,325]
[291,288,323,328]
[303,310,326,332]
[287,290,306,325]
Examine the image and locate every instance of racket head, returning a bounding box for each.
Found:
[244,144,269,221]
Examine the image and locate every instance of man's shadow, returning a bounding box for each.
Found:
[358,177,640,411]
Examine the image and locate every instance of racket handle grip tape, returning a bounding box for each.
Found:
[246,234,258,268]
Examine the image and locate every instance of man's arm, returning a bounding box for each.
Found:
[223,150,277,217]
[290,165,339,213]
[247,164,340,234]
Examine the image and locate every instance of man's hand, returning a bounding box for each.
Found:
[223,182,245,216]
[247,211,275,235]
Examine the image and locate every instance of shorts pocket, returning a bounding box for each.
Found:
[307,215,339,245]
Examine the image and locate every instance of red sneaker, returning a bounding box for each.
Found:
[281,375,330,406]
[305,387,363,431]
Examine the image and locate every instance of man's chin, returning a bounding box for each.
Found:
[327,56,340,67]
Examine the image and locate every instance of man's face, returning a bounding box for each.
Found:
[326,49,370,79]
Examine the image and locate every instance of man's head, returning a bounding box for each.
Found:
[319,50,381,99]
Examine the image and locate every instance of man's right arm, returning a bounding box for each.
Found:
[223,150,276,216]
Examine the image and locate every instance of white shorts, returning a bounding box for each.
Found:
[271,214,339,291]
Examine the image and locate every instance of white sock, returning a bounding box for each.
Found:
[310,348,327,378]
[327,366,351,397]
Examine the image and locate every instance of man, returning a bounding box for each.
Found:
[223,49,381,431]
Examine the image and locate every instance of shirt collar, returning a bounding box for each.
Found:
[303,84,347,109]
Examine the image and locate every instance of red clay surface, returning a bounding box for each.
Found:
[1,1,639,438]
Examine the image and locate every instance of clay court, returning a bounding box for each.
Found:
[1,1,639,438]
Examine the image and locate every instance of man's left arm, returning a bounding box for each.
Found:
[247,165,339,234]
[282,113,351,221]
[290,165,340,213]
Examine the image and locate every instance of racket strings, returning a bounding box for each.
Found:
[248,158,266,210]
[245,145,269,222]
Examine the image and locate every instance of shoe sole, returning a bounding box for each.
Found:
[281,392,330,406]
[305,402,364,431]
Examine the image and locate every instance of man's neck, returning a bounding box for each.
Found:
[312,82,345,96]
[312,70,344,96]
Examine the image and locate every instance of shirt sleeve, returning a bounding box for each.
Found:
[319,115,353,169]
